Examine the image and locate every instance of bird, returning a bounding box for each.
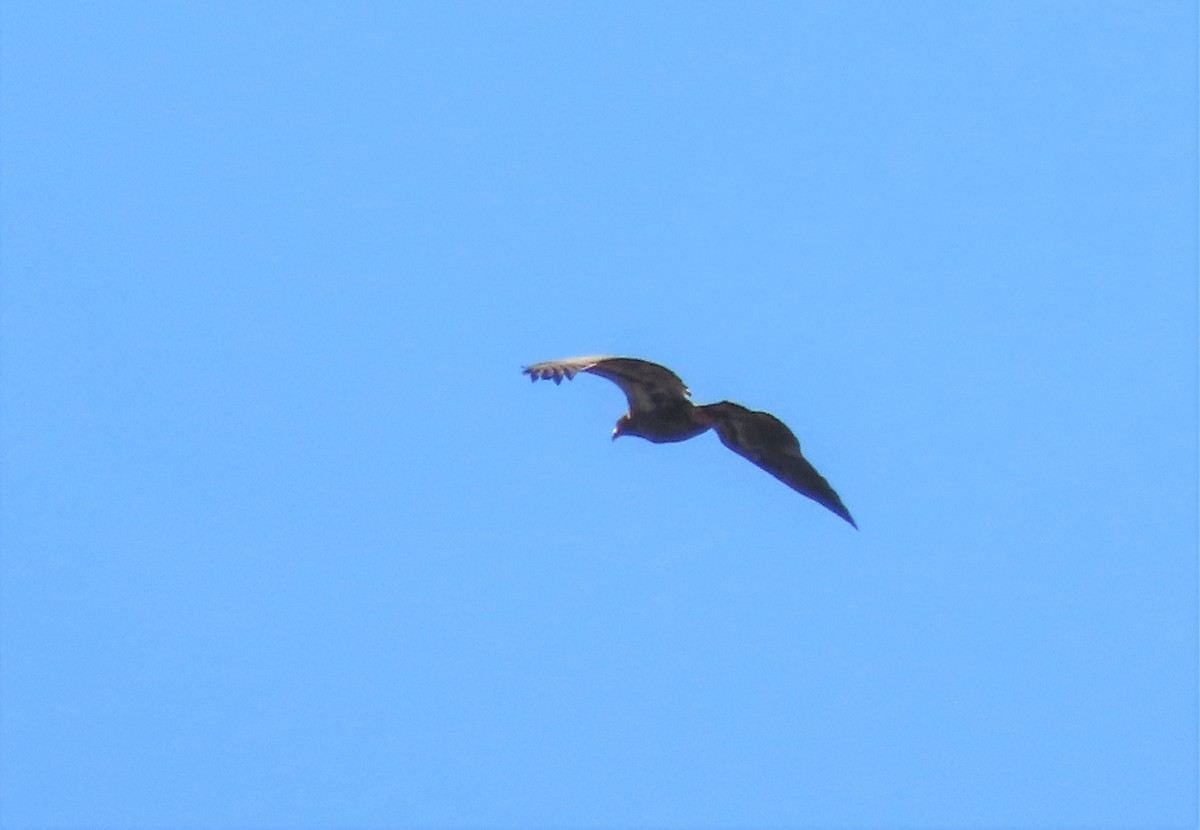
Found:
[522,355,857,527]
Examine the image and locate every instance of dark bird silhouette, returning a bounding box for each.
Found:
[523,355,857,527]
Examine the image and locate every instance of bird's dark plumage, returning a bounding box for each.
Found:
[522,355,857,527]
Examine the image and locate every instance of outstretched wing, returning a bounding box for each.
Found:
[523,355,691,415]
[701,402,857,527]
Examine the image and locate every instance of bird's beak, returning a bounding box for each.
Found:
[612,415,627,440]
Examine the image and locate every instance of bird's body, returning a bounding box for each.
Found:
[523,355,857,527]
[619,401,709,443]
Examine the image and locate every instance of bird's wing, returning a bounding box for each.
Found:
[523,355,691,415]
[701,402,857,527]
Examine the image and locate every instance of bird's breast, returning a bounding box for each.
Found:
[625,410,711,443]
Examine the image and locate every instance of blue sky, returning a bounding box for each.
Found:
[1,2,1196,827]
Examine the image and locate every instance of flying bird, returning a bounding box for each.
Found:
[522,355,857,527]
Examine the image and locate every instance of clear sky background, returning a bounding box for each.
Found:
[1,2,1196,828]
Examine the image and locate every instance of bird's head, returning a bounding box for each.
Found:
[612,413,631,441]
